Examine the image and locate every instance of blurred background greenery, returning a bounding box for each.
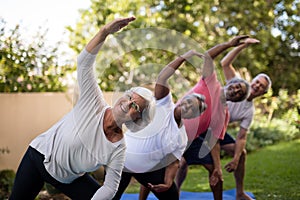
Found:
[0,0,299,199]
[1,0,299,145]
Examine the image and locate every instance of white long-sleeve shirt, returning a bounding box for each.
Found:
[30,48,126,199]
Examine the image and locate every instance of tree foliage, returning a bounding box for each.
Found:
[68,0,299,95]
[0,19,74,92]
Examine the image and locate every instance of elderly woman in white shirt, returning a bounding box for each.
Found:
[9,17,156,200]
[112,50,207,200]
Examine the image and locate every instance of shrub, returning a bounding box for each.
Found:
[226,115,300,153]
[0,169,15,200]
[0,18,75,93]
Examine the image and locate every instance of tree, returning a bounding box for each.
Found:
[0,18,74,92]
[68,0,299,95]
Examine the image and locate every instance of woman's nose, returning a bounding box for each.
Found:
[186,103,192,110]
[124,100,130,107]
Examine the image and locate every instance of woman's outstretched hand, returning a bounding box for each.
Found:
[86,16,136,53]
[180,50,204,60]
[103,16,136,35]
[229,35,249,47]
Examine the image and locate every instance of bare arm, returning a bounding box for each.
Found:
[220,38,260,80]
[139,159,180,199]
[164,160,180,188]
[86,17,136,54]
[224,127,248,172]
[155,50,203,100]
[209,139,223,186]
[147,160,180,193]
[202,35,249,78]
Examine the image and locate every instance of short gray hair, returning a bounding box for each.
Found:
[125,87,156,132]
[253,73,272,92]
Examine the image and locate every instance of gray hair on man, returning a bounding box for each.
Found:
[253,73,272,92]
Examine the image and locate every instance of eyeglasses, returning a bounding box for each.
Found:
[125,92,141,113]
[131,100,141,113]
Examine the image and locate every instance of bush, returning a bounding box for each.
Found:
[0,18,75,93]
[0,169,15,200]
[226,115,300,153]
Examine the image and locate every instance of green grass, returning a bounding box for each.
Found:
[125,139,300,199]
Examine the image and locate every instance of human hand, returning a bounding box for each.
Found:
[180,50,204,60]
[147,182,170,193]
[224,160,238,172]
[244,38,260,45]
[209,168,223,186]
[228,35,249,47]
[103,16,136,35]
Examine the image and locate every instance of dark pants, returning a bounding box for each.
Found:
[183,131,236,165]
[9,146,100,200]
[220,132,236,146]
[113,168,179,200]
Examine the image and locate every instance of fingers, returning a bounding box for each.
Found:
[127,16,136,22]
[105,16,136,34]
[147,183,153,188]
[180,50,204,60]
[195,52,205,58]
[224,163,235,172]
[220,174,224,182]
[148,183,158,191]
[147,183,169,193]
[245,38,260,44]
[210,175,222,186]
[209,170,219,186]
[118,16,136,28]
[209,168,224,186]
[231,35,249,46]
[236,35,250,43]
[225,166,233,172]
[238,35,250,40]
[210,175,218,186]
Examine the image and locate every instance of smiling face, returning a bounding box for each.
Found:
[113,91,148,124]
[250,75,269,98]
[225,81,248,102]
[180,94,207,119]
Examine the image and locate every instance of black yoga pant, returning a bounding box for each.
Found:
[113,168,179,200]
[9,146,100,200]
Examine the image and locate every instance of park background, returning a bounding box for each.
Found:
[0,0,299,199]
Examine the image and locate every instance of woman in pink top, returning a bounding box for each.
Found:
[176,36,251,200]
[139,36,251,200]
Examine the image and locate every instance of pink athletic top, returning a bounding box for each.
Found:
[180,72,229,141]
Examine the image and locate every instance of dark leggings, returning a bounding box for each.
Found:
[113,168,179,200]
[9,146,100,200]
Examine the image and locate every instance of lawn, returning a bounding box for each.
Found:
[125,139,300,200]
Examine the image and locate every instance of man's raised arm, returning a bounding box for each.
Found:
[220,38,260,80]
